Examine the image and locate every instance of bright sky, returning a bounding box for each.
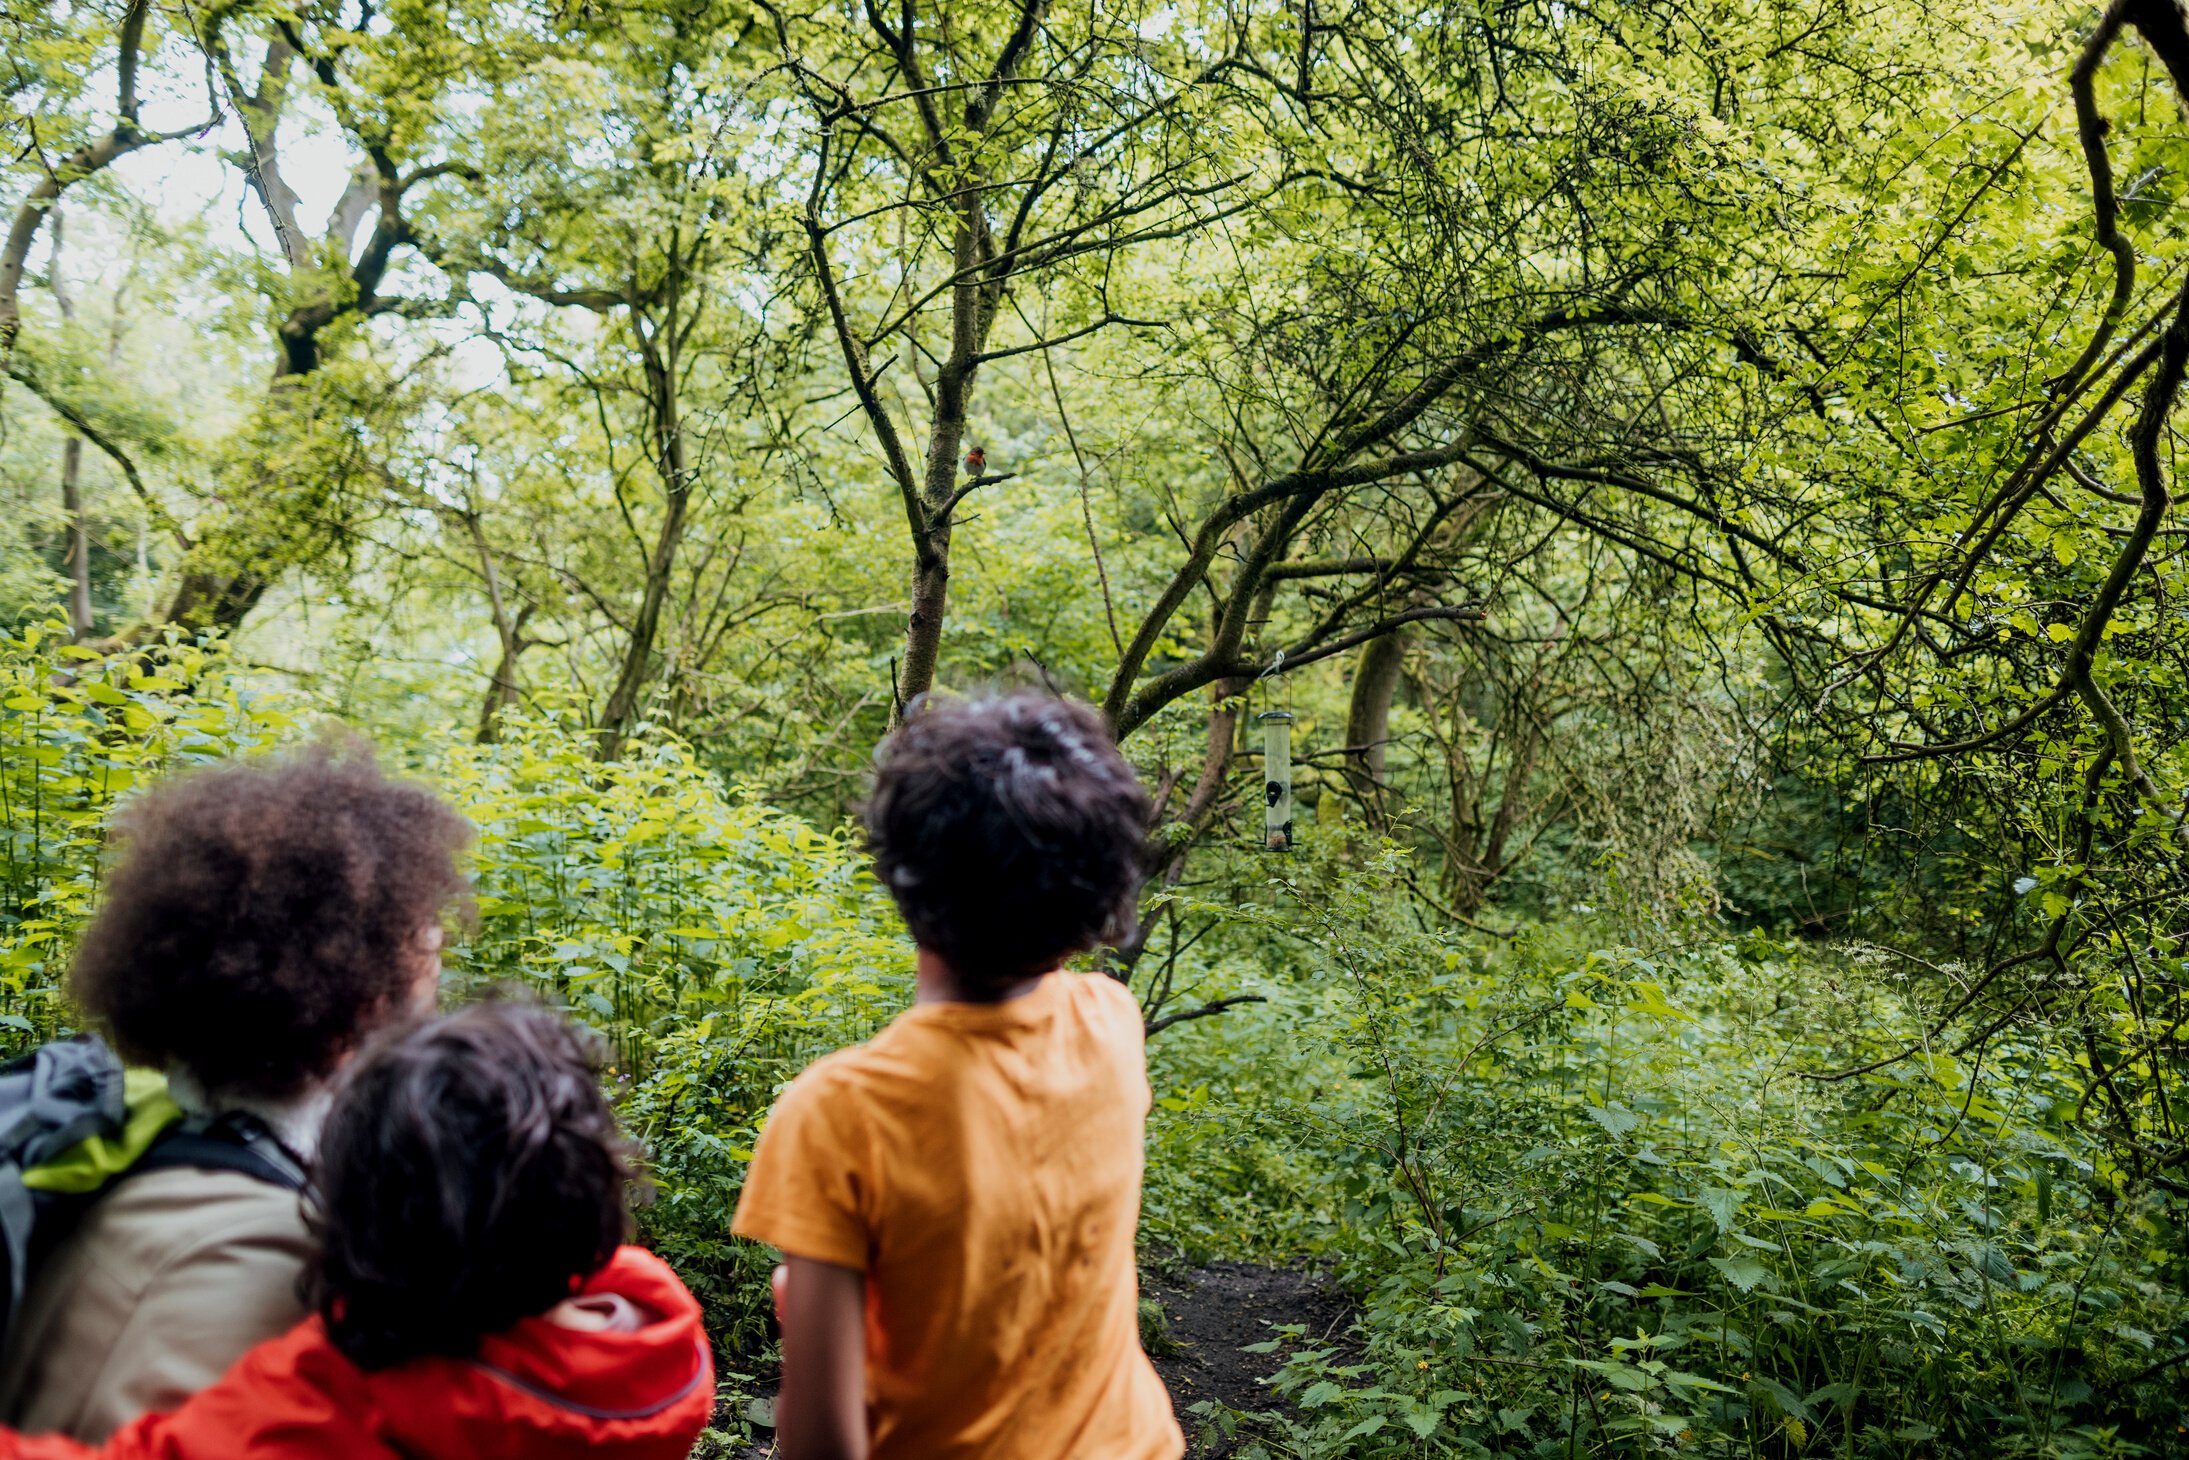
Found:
[109,98,358,262]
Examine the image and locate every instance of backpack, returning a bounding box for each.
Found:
[0,1034,307,1355]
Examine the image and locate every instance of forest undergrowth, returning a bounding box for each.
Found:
[2,626,2181,1459]
[1138,879,2187,1458]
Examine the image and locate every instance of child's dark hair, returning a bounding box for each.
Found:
[307,1002,634,1370]
[865,692,1151,998]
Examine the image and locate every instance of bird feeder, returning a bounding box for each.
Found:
[1258,709,1295,851]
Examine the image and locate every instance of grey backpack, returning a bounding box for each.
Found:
[0,1035,305,1353]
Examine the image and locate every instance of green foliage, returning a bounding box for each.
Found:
[0,617,299,1047]
[9,1,2189,1442]
[1145,853,2188,1457]
[439,720,906,1350]
[3,617,2186,1453]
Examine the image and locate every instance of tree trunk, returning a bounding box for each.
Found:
[59,438,93,639]
[1344,627,1408,826]
[468,512,528,745]
[48,211,95,640]
[1,0,162,366]
[594,486,692,759]
[1113,666,1249,975]
[595,335,693,760]
[160,563,271,632]
[893,188,988,714]
[147,58,407,642]
[1480,708,1543,889]
[476,641,524,744]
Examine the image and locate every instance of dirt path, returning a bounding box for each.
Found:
[1144,1261,1353,1455]
[716,1261,1350,1459]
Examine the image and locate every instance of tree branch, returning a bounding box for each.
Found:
[4,358,192,550]
[1145,993,1268,1037]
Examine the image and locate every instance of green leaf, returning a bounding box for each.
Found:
[1746,1376,1813,1423]
[1698,1185,1744,1232]
[1586,1101,1643,1138]
[1707,1255,1774,1293]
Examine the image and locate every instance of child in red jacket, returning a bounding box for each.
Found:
[3,1002,712,1460]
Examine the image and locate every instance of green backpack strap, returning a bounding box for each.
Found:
[21,1068,183,1196]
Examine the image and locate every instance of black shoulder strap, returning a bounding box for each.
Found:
[132,1112,308,1193]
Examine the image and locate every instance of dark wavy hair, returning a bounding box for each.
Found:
[68,742,472,1099]
[309,1001,636,1370]
[865,692,1151,998]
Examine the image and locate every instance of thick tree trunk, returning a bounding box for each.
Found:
[161,565,271,631]
[1343,627,1408,825]
[146,59,405,642]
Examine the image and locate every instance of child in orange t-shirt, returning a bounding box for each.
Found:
[732,693,1183,1460]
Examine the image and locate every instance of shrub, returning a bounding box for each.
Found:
[0,619,300,1048]
[1143,851,2189,1458]
[440,721,904,1350]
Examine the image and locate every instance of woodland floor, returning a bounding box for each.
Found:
[723,1261,1351,1458]
[1146,1260,1355,1455]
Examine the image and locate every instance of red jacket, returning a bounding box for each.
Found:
[4,1246,713,1460]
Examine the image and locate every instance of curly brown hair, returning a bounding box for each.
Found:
[68,742,473,1099]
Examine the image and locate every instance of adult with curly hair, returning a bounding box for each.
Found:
[0,742,472,1443]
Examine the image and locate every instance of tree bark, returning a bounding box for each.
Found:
[1344,626,1408,826]
[59,438,94,639]
[893,119,999,713]
[802,0,1043,719]
[476,622,528,745]
[47,211,95,640]
[595,328,693,759]
[476,611,536,745]
[146,40,431,639]
[465,508,530,745]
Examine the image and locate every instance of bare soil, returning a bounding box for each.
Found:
[720,1260,1351,1459]
[1143,1260,1354,1456]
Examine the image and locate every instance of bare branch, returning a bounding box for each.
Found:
[4,358,192,551]
[1145,993,1268,1037]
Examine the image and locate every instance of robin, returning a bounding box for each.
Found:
[963,444,987,478]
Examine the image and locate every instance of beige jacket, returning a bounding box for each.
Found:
[0,1166,313,1442]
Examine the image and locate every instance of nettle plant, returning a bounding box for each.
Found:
[1165,856,2184,1459]
[439,720,908,1353]
[0,618,300,1047]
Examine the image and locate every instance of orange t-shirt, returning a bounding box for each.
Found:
[731,970,1183,1460]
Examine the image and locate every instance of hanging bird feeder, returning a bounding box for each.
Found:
[1258,709,1295,851]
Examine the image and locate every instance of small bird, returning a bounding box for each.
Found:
[963,444,987,478]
